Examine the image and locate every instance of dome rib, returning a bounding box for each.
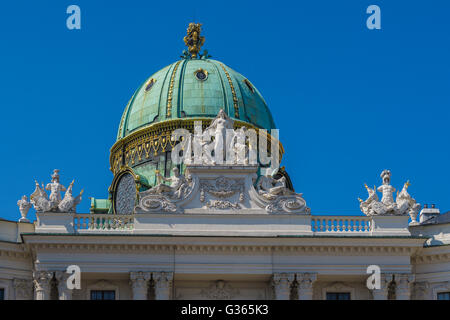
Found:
[116,59,276,141]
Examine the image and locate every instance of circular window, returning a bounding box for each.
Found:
[144,79,156,92]
[194,69,208,81]
[114,173,137,214]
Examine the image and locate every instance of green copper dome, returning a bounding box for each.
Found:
[116,58,276,140]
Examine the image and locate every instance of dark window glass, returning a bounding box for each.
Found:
[0,288,4,300]
[326,292,351,300]
[437,292,450,300]
[90,290,116,300]
[195,70,207,81]
[244,79,254,93]
[145,79,156,92]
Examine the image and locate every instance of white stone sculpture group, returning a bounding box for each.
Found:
[359,170,421,224]
[17,169,84,220]
[135,167,195,213]
[255,168,309,214]
[173,109,262,167]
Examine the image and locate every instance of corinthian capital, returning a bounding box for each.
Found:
[395,273,415,300]
[33,271,54,300]
[13,279,33,300]
[152,272,173,300]
[296,273,317,300]
[130,272,151,290]
[129,271,151,300]
[272,273,295,300]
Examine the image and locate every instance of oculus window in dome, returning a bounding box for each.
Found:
[144,78,156,92]
[194,68,208,81]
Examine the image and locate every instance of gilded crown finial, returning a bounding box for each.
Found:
[183,22,205,59]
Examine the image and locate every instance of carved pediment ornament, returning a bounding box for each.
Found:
[200,280,239,300]
[200,176,244,200]
[199,176,245,210]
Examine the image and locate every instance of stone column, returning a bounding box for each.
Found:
[55,271,72,300]
[371,273,392,300]
[413,282,430,300]
[33,271,53,300]
[396,274,415,300]
[271,273,295,300]
[13,279,33,300]
[296,273,317,300]
[152,272,173,300]
[130,272,151,300]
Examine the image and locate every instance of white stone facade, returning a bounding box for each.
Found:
[1,165,449,300]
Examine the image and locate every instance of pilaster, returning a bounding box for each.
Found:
[33,271,53,300]
[396,274,415,300]
[13,279,33,300]
[152,272,173,300]
[130,271,151,300]
[296,273,317,300]
[271,273,295,300]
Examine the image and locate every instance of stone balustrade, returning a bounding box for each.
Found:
[33,212,414,236]
[311,216,371,233]
[73,214,134,231]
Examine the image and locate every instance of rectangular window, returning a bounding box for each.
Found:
[437,292,450,300]
[0,288,4,300]
[90,290,115,300]
[326,292,351,300]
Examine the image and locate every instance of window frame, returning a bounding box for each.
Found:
[86,280,119,300]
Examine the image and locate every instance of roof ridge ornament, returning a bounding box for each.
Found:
[182,22,210,59]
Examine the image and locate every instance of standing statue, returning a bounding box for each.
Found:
[17,195,32,222]
[377,170,396,211]
[26,170,83,213]
[233,127,249,165]
[359,170,421,222]
[205,109,234,165]
[46,169,66,211]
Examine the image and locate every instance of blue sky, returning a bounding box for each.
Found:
[0,0,449,221]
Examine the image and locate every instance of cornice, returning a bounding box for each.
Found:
[24,242,419,256]
[412,252,450,264]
